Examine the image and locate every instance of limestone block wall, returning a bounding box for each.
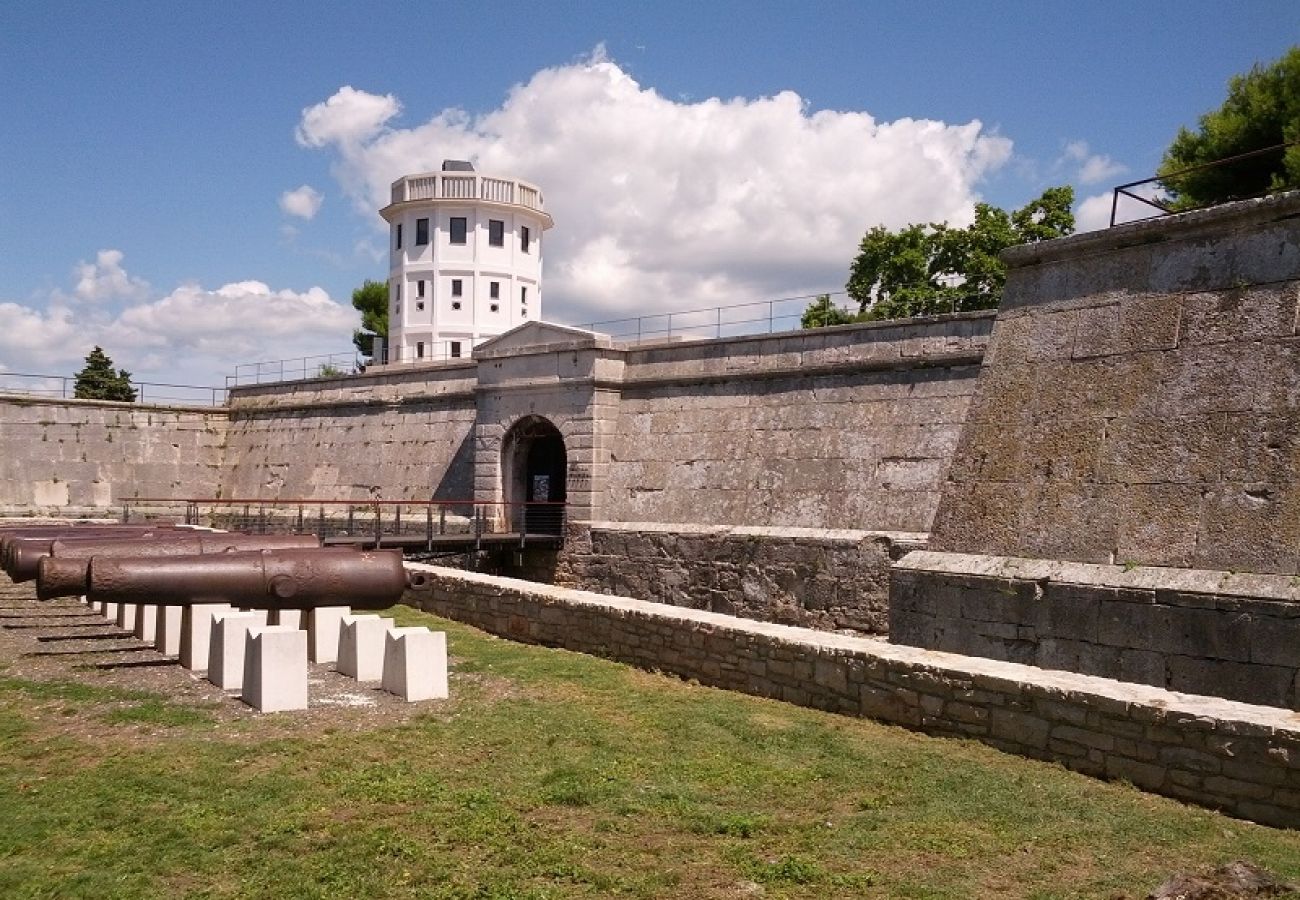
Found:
[606,313,993,531]
[0,396,226,514]
[891,552,1300,709]
[930,193,1300,574]
[557,522,923,634]
[222,364,477,500]
[404,564,1300,829]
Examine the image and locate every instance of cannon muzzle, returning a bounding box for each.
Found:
[34,533,323,600]
[5,529,182,581]
[86,549,409,610]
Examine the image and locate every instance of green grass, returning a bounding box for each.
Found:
[0,608,1298,899]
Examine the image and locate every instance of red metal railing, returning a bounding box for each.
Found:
[120,497,567,549]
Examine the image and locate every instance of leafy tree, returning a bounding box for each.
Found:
[351,279,389,356]
[800,294,861,329]
[1159,47,1300,209]
[73,346,137,402]
[836,186,1074,322]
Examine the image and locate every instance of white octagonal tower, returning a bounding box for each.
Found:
[378,160,553,363]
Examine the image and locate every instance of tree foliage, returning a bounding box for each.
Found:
[351,279,389,356]
[835,186,1074,322]
[73,346,137,402]
[799,294,862,329]
[1159,47,1300,209]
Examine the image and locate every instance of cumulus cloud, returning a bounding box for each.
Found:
[297,54,1014,322]
[296,85,400,148]
[1060,140,1127,186]
[70,249,150,303]
[279,184,324,219]
[0,251,358,386]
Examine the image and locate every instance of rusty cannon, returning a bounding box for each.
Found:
[2,527,181,580]
[83,548,411,610]
[34,533,323,599]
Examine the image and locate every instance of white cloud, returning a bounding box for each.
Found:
[298,54,1014,323]
[70,249,150,303]
[0,251,358,386]
[1060,140,1127,186]
[296,86,400,148]
[279,184,324,219]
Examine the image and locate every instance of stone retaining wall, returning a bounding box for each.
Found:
[557,522,924,634]
[890,551,1300,709]
[403,564,1300,828]
[0,396,226,514]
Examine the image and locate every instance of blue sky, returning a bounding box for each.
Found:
[0,1,1296,386]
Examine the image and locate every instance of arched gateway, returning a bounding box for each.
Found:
[500,415,567,534]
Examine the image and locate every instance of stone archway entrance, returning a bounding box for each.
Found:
[501,416,567,534]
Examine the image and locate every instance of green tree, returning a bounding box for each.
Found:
[836,186,1074,322]
[73,346,137,402]
[800,294,860,329]
[1159,47,1300,209]
[351,279,389,356]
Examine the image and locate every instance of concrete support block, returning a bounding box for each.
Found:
[154,606,184,656]
[337,614,391,681]
[102,602,118,624]
[207,613,263,691]
[241,626,309,712]
[132,604,157,642]
[237,609,270,626]
[179,604,234,671]
[115,603,137,630]
[381,627,448,702]
[269,609,307,630]
[307,606,350,664]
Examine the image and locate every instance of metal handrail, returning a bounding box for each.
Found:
[0,372,226,406]
[1110,140,1300,227]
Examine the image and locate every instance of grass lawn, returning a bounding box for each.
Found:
[0,604,1298,899]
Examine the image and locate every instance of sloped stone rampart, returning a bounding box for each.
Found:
[890,551,1300,709]
[403,563,1300,828]
[929,193,1300,575]
[557,522,924,634]
[0,396,225,514]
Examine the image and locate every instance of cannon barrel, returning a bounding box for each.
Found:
[4,529,183,581]
[35,533,323,600]
[86,549,409,610]
[0,525,170,568]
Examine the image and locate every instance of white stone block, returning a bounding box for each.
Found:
[336,614,391,682]
[381,627,448,702]
[237,609,270,626]
[307,606,350,664]
[207,613,263,691]
[102,602,118,624]
[179,604,233,671]
[154,606,184,656]
[241,626,308,712]
[133,604,157,642]
[268,608,306,630]
[115,603,136,630]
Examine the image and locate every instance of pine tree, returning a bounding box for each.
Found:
[73,346,137,402]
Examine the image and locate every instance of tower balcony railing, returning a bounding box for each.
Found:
[389,172,545,212]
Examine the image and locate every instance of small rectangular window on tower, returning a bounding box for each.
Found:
[521,226,531,253]
[449,217,467,244]
[490,281,500,299]
[521,286,528,304]
[450,341,462,358]
[416,341,425,359]
[415,218,429,245]
[395,223,403,249]
[488,219,504,247]
[451,278,462,297]
[417,280,426,298]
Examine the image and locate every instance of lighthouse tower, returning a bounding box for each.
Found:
[378,160,553,362]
